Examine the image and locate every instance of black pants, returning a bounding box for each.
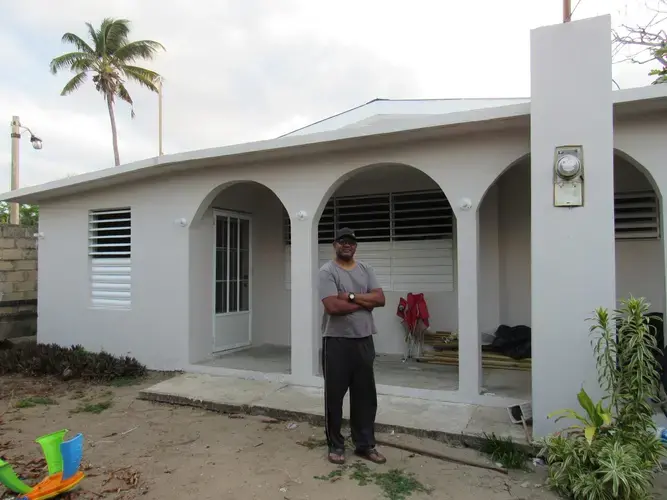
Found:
[322,335,377,453]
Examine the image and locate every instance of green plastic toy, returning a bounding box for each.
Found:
[0,457,33,495]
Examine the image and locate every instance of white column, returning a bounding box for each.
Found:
[531,16,615,436]
[456,211,482,398]
[289,215,319,384]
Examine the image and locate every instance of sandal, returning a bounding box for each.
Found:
[328,449,346,465]
[354,448,386,464]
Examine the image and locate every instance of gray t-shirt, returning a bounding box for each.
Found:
[318,260,381,338]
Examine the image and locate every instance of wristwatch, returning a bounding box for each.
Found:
[348,292,356,302]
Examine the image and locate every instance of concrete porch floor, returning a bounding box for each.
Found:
[196,344,532,400]
[140,373,532,448]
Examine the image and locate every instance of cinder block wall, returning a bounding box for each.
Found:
[0,225,37,340]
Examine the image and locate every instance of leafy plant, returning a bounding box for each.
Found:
[548,388,612,444]
[0,342,146,382]
[540,297,666,500]
[49,18,165,166]
[480,433,529,469]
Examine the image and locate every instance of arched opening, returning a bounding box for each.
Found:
[613,152,665,338]
[473,150,666,404]
[310,163,460,391]
[188,181,292,375]
[476,155,532,401]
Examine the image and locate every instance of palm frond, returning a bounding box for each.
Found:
[101,18,131,54]
[85,22,101,54]
[49,52,95,74]
[70,56,96,73]
[121,65,161,92]
[114,40,165,62]
[116,83,136,118]
[60,33,95,54]
[60,72,88,96]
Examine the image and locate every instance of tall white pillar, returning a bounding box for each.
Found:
[289,214,319,384]
[456,211,482,397]
[530,16,616,436]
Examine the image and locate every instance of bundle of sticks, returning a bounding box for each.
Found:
[417,331,532,371]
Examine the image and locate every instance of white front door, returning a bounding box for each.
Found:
[213,211,251,352]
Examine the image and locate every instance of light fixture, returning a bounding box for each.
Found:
[29,135,43,150]
[174,218,187,227]
[296,210,308,221]
[459,198,472,211]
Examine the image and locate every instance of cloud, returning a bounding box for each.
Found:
[0,0,663,191]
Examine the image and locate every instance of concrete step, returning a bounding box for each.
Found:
[139,373,533,451]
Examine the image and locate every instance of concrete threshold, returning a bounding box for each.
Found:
[139,373,533,451]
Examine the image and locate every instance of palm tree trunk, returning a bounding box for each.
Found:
[106,96,121,166]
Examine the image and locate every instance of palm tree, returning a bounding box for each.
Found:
[50,18,165,166]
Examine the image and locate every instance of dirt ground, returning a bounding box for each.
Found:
[0,374,659,500]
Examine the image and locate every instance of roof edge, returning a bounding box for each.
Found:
[2,84,666,204]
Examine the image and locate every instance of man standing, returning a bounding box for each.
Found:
[319,227,387,465]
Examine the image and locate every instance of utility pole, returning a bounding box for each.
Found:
[563,0,572,22]
[10,116,20,225]
[158,78,164,156]
[8,116,43,225]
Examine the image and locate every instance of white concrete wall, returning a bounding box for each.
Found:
[35,74,667,414]
[38,177,191,371]
[37,131,531,376]
[530,16,616,437]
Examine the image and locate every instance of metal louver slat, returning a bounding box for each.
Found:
[614,191,660,240]
[89,208,132,308]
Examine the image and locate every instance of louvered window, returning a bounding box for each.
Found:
[614,191,660,240]
[88,208,132,309]
[283,190,454,291]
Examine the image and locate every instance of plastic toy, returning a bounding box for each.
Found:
[0,429,85,500]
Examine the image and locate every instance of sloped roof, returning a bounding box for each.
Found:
[279,97,531,137]
[2,85,666,204]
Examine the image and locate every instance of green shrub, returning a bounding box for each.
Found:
[0,343,146,381]
[540,297,666,500]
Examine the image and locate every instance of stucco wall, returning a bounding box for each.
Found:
[35,109,667,380]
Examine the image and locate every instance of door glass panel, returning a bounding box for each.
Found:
[214,215,250,315]
[216,216,227,248]
[215,216,229,313]
[240,280,249,311]
[240,249,249,281]
[215,249,226,281]
[229,280,238,312]
[230,248,238,281]
[215,281,226,314]
[240,219,250,251]
[229,217,238,250]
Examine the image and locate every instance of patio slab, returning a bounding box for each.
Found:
[139,373,532,450]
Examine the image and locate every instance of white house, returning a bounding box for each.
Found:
[3,16,666,436]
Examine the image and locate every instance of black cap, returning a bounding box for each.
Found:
[334,227,357,242]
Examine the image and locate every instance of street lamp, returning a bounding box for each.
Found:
[10,116,43,225]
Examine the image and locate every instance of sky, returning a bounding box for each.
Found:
[0,0,664,190]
